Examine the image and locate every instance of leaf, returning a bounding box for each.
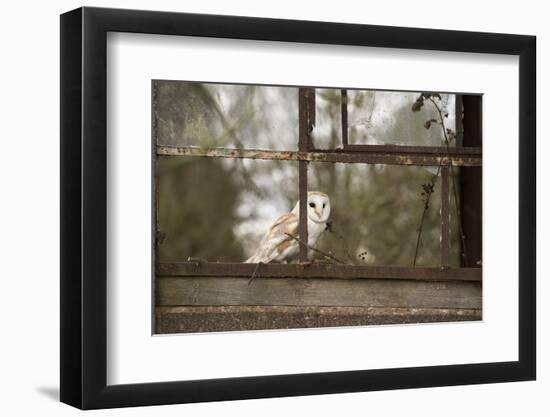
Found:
[420,92,442,101]
[412,96,424,112]
[424,118,438,129]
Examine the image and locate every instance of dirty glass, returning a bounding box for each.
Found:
[312,89,457,148]
[156,156,298,262]
[307,162,461,267]
[154,81,299,150]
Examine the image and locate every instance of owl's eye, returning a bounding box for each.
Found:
[309,202,316,208]
[323,203,326,208]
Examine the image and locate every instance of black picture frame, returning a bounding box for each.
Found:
[60,6,536,409]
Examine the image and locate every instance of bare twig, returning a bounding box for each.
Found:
[327,222,357,264]
[284,233,346,264]
[337,233,358,264]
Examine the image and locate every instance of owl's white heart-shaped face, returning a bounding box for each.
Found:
[306,192,330,223]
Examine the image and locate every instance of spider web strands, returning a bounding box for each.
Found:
[156,145,482,167]
[157,262,482,281]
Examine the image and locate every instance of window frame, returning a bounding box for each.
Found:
[153,85,482,282]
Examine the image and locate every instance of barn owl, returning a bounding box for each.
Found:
[245,192,331,263]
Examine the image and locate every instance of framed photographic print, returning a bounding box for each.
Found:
[60,6,536,409]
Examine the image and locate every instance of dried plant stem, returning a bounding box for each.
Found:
[413,203,428,266]
[413,165,442,266]
[329,225,357,264]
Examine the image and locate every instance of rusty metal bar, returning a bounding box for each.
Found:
[298,88,313,152]
[307,88,316,142]
[441,167,450,267]
[298,161,308,261]
[461,95,483,267]
[298,89,309,261]
[342,144,480,155]
[152,81,160,257]
[455,94,464,147]
[157,262,482,282]
[157,145,482,167]
[341,89,348,146]
[152,83,160,334]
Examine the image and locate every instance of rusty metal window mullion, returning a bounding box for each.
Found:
[341,89,348,147]
[460,95,482,267]
[440,166,450,268]
[455,95,464,147]
[298,88,312,261]
[298,161,308,261]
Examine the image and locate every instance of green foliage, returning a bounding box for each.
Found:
[156,156,245,262]
[412,92,442,112]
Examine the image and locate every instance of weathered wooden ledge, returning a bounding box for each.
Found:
[156,276,482,309]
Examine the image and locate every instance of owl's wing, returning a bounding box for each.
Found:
[245,212,299,263]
